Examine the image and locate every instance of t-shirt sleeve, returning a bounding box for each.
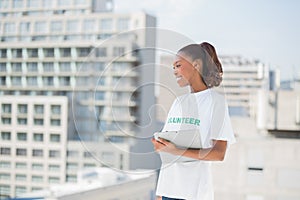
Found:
[208,95,236,146]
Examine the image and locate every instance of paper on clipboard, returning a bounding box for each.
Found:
[154,129,202,149]
[154,129,202,163]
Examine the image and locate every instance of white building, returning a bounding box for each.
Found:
[18,168,157,200]
[219,55,269,118]
[0,0,159,198]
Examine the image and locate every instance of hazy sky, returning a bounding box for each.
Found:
[114,0,300,80]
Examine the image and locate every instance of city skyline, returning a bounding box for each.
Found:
[115,0,300,81]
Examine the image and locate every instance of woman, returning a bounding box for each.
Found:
[152,42,236,200]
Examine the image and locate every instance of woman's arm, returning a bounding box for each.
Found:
[151,138,227,161]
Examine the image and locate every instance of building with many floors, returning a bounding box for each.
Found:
[0,0,159,198]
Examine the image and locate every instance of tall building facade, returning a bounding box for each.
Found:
[0,0,157,198]
[219,55,269,117]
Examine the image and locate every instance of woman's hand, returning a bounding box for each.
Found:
[151,138,181,155]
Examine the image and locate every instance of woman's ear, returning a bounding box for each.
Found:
[192,59,203,73]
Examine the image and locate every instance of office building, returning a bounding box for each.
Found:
[0,0,158,198]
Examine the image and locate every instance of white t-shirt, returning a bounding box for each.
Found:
[156,89,236,200]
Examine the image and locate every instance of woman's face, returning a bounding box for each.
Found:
[172,52,196,87]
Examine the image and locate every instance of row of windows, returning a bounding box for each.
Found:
[0,185,42,196]
[1,104,61,114]
[0,46,127,59]
[0,62,131,74]
[0,0,87,10]
[1,117,61,126]
[0,76,134,88]
[0,148,61,158]
[1,132,61,142]
[0,34,116,42]
[0,174,60,183]
[0,116,62,126]
[0,161,96,170]
[1,17,130,35]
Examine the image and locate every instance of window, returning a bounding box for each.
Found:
[44,48,54,57]
[1,117,11,125]
[67,150,79,157]
[16,174,26,181]
[16,148,27,156]
[15,162,27,169]
[1,132,11,140]
[27,48,38,58]
[12,49,22,58]
[43,62,54,72]
[66,163,78,170]
[13,0,23,8]
[59,77,70,86]
[61,48,71,57]
[27,0,39,8]
[49,165,60,171]
[20,22,31,34]
[33,133,43,142]
[32,176,43,182]
[0,63,6,72]
[100,18,113,31]
[0,77,6,86]
[4,22,16,34]
[18,104,27,114]
[32,149,43,157]
[0,162,10,168]
[60,62,71,71]
[43,77,53,86]
[32,163,43,170]
[78,48,91,57]
[0,173,10,180]
[84,151,93,158]
[34,119,44,126]
[0,185,10,196]
[27,77,38,86]
[17,132,27,141]
[0,147,11,155]
[42,0,53,7]
[0,49,7,58]
[50,119,60,126]
[50,134,60,142]
[95,92,105,100]
[83,163,96,168]
[48,177,59,183]
[11,76,22,86]
[49,150,60,158]
[12,63,22,72]
[1,104,11,113]
[66,175,77,182]
[113,47,125,57]
[117,18,129,31]
[51,105,61,114]
[83,19,95,32]
[50,21,62,32]
[34,22,47,33]
[96,48,107,57]
[15,186,26,196]
[27,62,38,72]
[34,105,44,114]
[17,118,27,125]
[67,20,79,32]
[0,0,9,9]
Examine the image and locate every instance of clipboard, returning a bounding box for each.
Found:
[154,129,202,163]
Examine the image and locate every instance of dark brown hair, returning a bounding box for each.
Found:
[178,42,223,88]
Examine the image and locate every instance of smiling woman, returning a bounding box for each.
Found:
[152,42,236,200]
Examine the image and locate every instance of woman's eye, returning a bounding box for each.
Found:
[176,64,181,68]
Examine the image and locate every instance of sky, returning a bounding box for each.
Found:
[114,0,300,80]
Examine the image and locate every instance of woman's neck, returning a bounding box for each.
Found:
[190,82,208,93]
